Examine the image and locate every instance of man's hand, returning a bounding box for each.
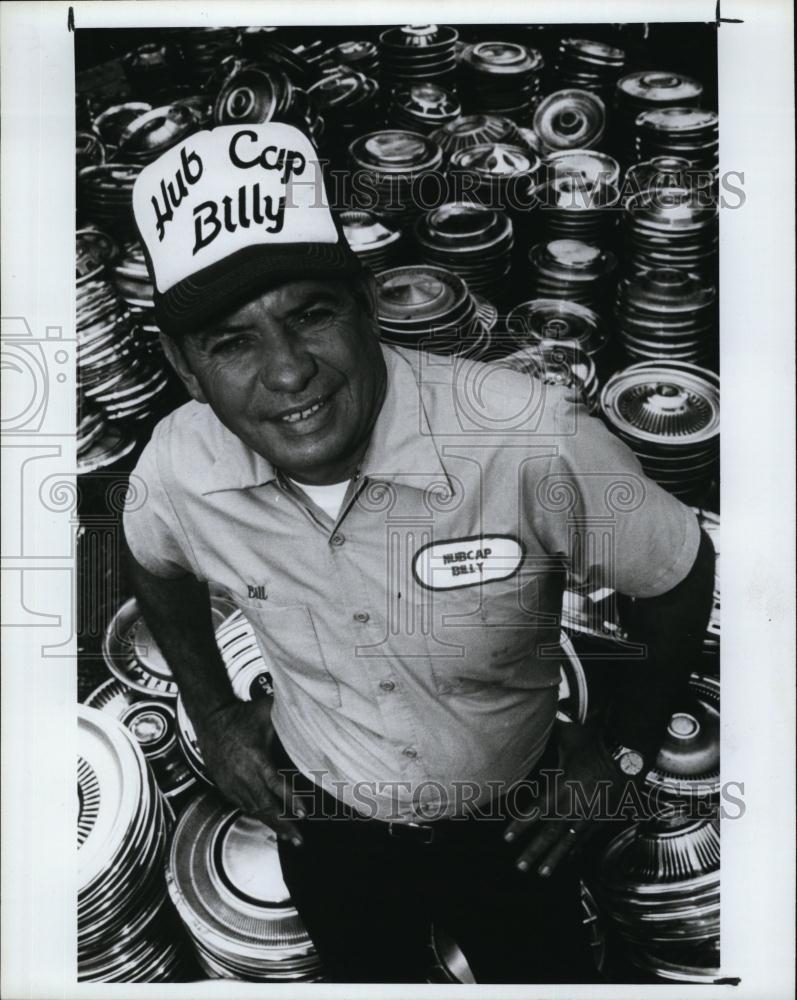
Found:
[503,723,644,878]
[194,699,306,846]
[504,529,715,879]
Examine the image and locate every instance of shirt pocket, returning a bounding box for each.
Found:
[423,576,563,696]
[235,597,341,710]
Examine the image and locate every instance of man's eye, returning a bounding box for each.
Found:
[297,308,333,326]
[211,335,250,356]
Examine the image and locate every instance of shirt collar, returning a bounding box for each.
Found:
[199,425,277,495]
[357,346,452,494]
[199,345,451,497]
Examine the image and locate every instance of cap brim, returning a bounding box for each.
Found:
[153,241,364,337]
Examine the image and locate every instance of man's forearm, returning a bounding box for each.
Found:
[608,528,716,763]
[125,545,236,728]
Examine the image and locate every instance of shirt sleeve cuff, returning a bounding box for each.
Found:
[123,518,192,579]
[630,504,702,599]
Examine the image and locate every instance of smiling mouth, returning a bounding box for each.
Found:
[273,394,331,425]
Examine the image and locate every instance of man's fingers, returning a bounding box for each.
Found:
[238,752,303,824]
[516,821,590,877]
[503,809,541,844]
[502,785,549,843]
[244,785,304,845]
[503,778,572,844]
[259,757,307,820]
[253,790,305,846]
[515,821,566,873]
[251,806,304,847]
[536,822,587,878]
[233,773,305,846]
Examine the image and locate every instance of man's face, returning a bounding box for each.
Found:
[163,277,386,484]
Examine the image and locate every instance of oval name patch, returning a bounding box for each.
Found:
[413,535,525,590]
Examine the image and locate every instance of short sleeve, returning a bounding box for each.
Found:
[123,432,194,579]
[529,390,701,599]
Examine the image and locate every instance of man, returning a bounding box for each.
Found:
[124,123,715,983]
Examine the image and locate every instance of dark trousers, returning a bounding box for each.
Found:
[273,737,596,984]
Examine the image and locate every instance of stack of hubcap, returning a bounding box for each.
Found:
[166,792,322,980]
[110,241,161,357]
[600,360,720,501]
[506,298,608,362]
[458,42,545,125]
[634,107,719,175]
[378,24,459,94]
[78,706,189,981]
[348,130,444,225]
[644,673,720,804]
[596,814,720,948]
[339,210,405,272]
[614,268,717,367]
[623,186,719,278]
[78,163,143,235]
[554,38,626,104]
[614,71,703,163]
[85,680,198,803]
[376,265,492,358]
[413,202,514,298]
[77,230,169,429]
[533,175,621,243]
[528,238,618,314]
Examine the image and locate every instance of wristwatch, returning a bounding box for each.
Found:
[607,742,646,777]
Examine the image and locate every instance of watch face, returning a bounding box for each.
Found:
[619,750,645,776]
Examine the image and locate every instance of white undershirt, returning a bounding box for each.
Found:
[289,478,351,521]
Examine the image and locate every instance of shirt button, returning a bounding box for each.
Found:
[353,611,370,623]
[402,747,418,759]
[330,533,345,547]
[379,680,396,692]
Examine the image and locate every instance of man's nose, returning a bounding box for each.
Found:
[257,328,318,394]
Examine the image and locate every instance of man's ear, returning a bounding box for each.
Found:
[159,333,207,404]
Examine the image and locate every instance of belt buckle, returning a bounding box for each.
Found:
[388,820,435,844]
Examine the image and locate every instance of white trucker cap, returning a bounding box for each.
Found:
[132,122,362,336]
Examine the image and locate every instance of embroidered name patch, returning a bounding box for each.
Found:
[413,535,524,590]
